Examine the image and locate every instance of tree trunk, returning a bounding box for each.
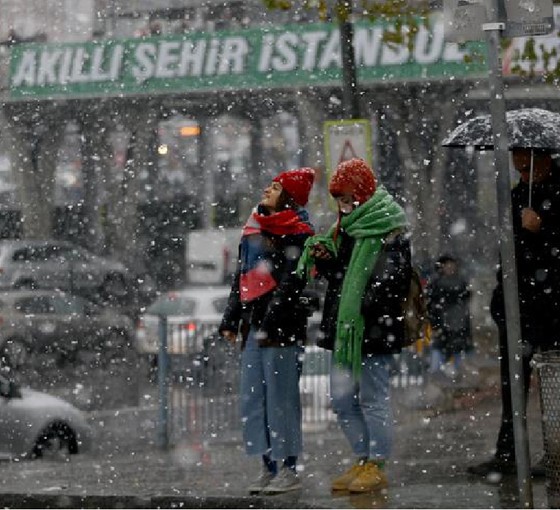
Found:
[296,94,334,231]
[6,110,64,238]
[80,116,107,253]
[391,90,456,263]
[111,107,158,272]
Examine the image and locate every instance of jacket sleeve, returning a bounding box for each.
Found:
[362,233,412,314]
[538,185,560,256]
[219,250,243,335]
[427,281,443,329]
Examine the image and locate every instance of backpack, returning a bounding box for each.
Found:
[402,267,429,347]
[377,229,430,349]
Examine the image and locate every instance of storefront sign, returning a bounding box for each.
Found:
[443,0,487,44]
[502,5,560,75]
[503,0,554,38]
[8,14,486,100]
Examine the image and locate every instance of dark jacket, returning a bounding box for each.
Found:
[491,171,560,348]
[219,229,310,349]
[316,229,412,356]
[427,272,472,355]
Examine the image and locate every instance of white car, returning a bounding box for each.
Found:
[136,285,230,357]
[0,374,92,459]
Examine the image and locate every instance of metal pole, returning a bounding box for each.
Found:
[157,315,169,449]
[337,5,360,119]
[483,8,533,507]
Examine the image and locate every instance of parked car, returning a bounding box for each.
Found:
[0,239,134,301]
[0,289,135,368]
[136,285,230,358]
[0,373,92,459]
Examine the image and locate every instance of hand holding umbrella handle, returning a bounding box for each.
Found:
[521,208,542,233]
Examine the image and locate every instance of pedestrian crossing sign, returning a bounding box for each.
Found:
[323,119,373,211]
[324,119,373,177]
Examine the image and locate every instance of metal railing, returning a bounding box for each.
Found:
[156,319,429,449]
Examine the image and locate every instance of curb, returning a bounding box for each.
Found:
[0,493,324,509]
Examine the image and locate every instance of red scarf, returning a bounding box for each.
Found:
[239,208,314,302]
[242,209,314,237]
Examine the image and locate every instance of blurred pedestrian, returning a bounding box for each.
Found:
[468,147,560,478]
[297,158,410,493]
[426,254,472,375]
[219,167,315,495]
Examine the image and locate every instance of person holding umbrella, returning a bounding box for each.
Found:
[468,146,560,478]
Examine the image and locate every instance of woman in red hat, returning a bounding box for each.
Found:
[219,167,315,495]
[298,158,411,494]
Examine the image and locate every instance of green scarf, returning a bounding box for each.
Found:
[297,186,407,376]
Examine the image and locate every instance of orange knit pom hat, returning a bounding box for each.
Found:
[329,158,376,205]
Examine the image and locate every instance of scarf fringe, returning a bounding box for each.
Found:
[334,322,363,378]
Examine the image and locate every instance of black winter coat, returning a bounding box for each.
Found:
[491,171,560,349]
[427,273,472,355]
[316,229,412,356]
[219,230,310,349]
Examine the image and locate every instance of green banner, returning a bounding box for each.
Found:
[8,15,486,100]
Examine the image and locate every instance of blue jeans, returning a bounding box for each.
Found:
[330,354,393,460]
[240,328,302,460]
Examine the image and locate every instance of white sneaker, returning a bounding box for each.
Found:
[247,467,275,495]
[261,466,302,494]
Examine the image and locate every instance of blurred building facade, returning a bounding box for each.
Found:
[0,0,556,309]
[0,0,94,42]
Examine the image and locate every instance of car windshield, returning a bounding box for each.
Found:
[147,291,229,316]
[147,295,196,316]
[15,296,55,314]
[212,297,229,315]
[12,246,57,262]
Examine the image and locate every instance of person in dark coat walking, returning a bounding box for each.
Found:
[468,147,560,478]
[297,158,410,493]
[427,254,472,374]
[219,167,315,495]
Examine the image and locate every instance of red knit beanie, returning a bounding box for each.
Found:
[329,158,377,205]
[273,167,315,206]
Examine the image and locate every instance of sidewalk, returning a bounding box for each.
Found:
[0,354,553,509]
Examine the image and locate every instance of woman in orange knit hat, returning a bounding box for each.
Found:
[298,158,411,494]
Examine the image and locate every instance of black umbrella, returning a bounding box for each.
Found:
[442,107,560,150]
[442,107,560,207]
